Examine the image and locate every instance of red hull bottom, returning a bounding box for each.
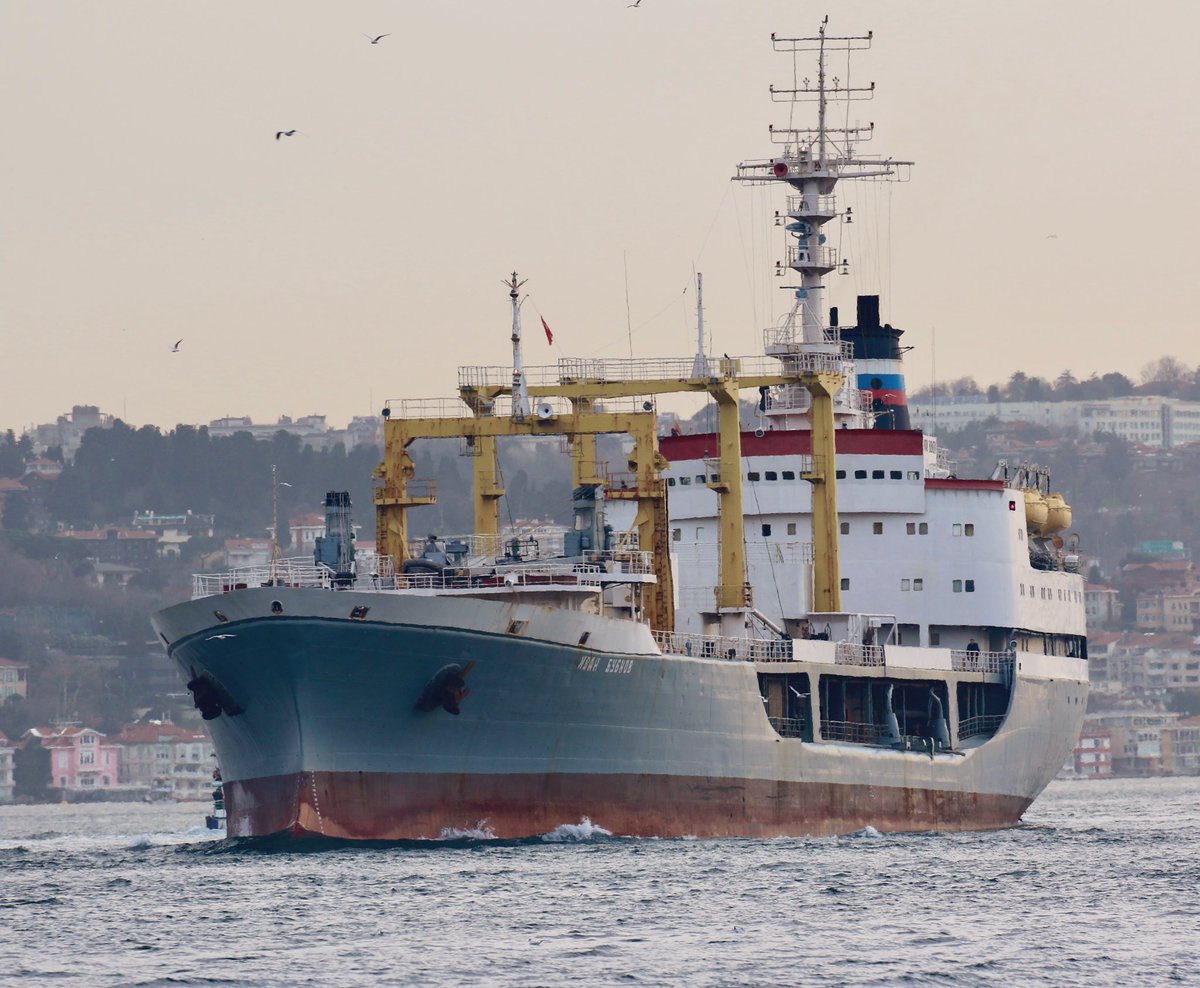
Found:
[225,771,1032,839]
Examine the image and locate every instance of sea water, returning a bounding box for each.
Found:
[1,778,1197,987]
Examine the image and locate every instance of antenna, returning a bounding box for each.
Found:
[503,272,530,421]
[735,19,914,349]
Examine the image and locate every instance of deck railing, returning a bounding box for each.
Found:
[957,714,1006,742]
[950,650,1014,675]
[820,720,884,744]
[767,716,808,739]
[833,642,886,667]
[193,558,330,598]
[653,631,794,662]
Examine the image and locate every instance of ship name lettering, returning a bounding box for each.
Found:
[604,658,634,674]
[577,654,602,672]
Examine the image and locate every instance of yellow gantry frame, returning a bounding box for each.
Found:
[374,409,674,632]
[459,358,844,618]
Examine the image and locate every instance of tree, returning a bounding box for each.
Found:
[1141,356,1190,394]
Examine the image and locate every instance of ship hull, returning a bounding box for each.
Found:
[153,588,1087,840]
[230,770,1031,840]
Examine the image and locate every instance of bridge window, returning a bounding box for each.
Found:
[907,470,920,480]
[913,579,924,591]
[919,523,928,534]
[840,522,850,535]
[890,470,902,480]
[840,578,850,590]
[782,471,796,480]
[872,470,885,479]
[762,524,772,537]
[965,523,975,536]
[836,470,846,479]
[873,522,883,535]
[667,478,676,487]
[693,475,704,484]
[854,470,867,479]
[679,476,692,486]
[787,522,797,536]
[953,580,963,593]
[906,522,916,535]
[765,471,778,481]
[966,580,976,592]
[748,472,761,482]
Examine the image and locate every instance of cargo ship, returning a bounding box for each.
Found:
[151,21,1088,839]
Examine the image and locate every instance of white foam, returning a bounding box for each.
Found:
[126,834,155,849]
[540,817,612,842]
[851,825,882,839]
[438,820,497,840]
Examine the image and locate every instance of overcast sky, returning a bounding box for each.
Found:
[2,1,1196,433]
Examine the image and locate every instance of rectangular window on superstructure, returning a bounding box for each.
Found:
[782,471,796,480]
[672,528,681,542]
[667,478,677,487]
[872,470,885,479]
[786,522,797,536]
[764,471,778,481]
[965,524,975,536]
[747,472,760,482]
[914,579,923,591]
[953,524,962,536]
[840,522,850,535]
[840,578,850,590]
[907,470,920,480]
[919,522,928,534]
[679,476,692,486]
[906,522,916,535]
[890,470,902,480]
[854,470,867,479]
[695,527,704,539]
[953,580,963,593]
[966,580,975,592]
[901,579,911,591]
[695,475,705,484]
[836,470,846,479]
[873,522,883,535]
[761,524,772,537]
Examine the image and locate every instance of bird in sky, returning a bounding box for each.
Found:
[170,339,182,352]
[275,129,298,141]
[205,634,237,641]
[363,33,390,44]
[628,1,642,7]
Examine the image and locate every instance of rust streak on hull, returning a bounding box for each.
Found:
[226,771,1032,840]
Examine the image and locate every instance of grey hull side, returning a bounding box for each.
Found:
[153,588,1087,838]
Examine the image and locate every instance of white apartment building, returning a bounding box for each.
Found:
[911,396,1200,448]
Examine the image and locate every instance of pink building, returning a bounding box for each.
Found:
[27,726,121,792]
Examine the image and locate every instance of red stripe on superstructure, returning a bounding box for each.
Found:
[868,390,908,406]
[660,429,924,461]
[925,478,1006,491]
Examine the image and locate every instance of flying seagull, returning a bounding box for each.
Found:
[205,634,237,641]
[275,129,298,141]
[628,1,642,7]
[170,339,182,352]
[363,33,390,44]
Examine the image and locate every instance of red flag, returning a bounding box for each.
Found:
[541,316,553,345]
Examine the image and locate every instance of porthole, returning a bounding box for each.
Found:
[214,610,229,624]
[271,600,283,615]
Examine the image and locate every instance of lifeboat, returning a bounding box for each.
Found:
[1042,492,1072,534]
[1023,489,1048,534]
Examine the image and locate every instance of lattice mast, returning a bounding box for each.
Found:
[735,18,913,349]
